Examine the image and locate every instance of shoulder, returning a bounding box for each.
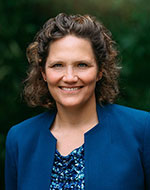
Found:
[7,111,50,135]
[6,110,56,148]
[98,103,150,138]
[100,103,150,122]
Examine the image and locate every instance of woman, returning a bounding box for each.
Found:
[5,13,150,190]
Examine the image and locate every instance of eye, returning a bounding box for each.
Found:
[52,63,63,68]
[78,63,88,67]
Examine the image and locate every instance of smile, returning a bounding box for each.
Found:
[59,87,83,91]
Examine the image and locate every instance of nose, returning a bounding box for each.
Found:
[62,66,78,83]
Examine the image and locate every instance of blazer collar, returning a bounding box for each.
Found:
[41,103,112,141]
[84,103,111,137]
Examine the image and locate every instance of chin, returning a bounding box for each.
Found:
[57,100,84,108]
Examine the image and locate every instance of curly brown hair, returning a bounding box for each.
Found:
[24,13,121,109]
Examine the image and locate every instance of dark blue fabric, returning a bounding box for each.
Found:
[5,104,150,190]
[49,144,85,189]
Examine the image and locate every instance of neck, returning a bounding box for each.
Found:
[54,99,98,133]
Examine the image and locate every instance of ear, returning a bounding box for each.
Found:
[40,67,47,82]
[96,71,102,82]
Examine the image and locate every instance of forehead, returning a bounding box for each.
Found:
[47,35,96,62]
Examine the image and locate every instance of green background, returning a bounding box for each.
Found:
[0,0,150,188]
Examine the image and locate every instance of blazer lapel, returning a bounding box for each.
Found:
[31,111,57,190]
[84,104,112,189]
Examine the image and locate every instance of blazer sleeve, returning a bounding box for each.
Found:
[143,112,150,190]
[5,127,17,190]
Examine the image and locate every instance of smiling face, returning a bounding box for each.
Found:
[42,35,102,109]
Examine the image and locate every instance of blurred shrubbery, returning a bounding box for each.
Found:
[0,0,150,188]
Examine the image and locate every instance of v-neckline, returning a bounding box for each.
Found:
[55,143,84,158]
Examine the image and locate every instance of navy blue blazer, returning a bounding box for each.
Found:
[5,104,150,190]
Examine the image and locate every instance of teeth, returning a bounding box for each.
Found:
[61,87,80,91]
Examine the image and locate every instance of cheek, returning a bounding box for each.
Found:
[81,71,98,84]
[46,71,61,85]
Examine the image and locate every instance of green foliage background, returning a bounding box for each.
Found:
[0,0,150,188]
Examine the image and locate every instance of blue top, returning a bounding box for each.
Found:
[5,104,150,190]
[49,144,85,189]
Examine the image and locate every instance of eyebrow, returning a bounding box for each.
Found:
[75,60,92,64]
[47,60,63,65]
[47,59,93,65]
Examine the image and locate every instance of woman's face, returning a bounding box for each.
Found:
[42,35,102,109]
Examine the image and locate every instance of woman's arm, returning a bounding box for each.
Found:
[143,113,150,190]
[5,128,17,190]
